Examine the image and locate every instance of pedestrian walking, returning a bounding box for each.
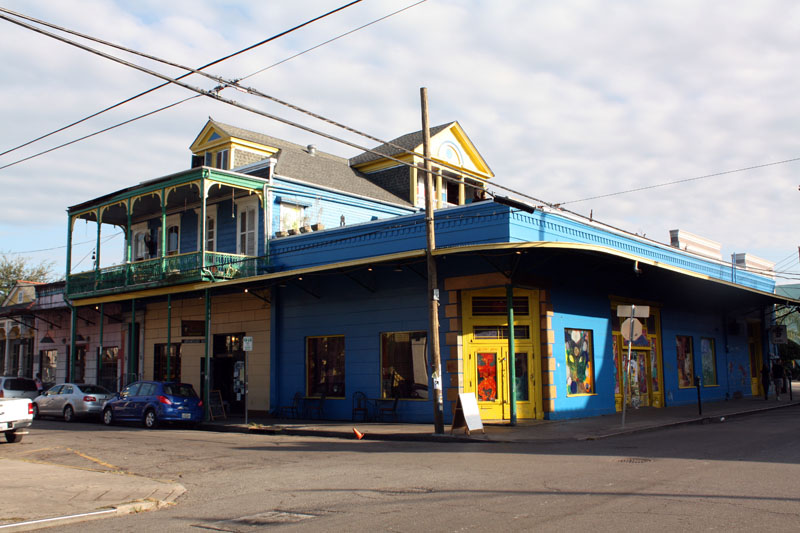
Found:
[771,360,784,401]
[34,372,43,394]
[761,363,771,400]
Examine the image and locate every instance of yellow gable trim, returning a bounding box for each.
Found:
[444,122,493,177]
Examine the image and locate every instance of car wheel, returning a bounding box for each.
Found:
[32,403,39,420]
[5,431,22,443]
[63,405,75,423]
[143,409,158,429]
[103,408,114,426]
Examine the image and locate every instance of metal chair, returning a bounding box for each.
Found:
[352,391,369,421]
[279,392,303,419]
[305,393,326,419]
[377,395,400,422]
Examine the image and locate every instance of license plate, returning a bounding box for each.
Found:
[181,413,191,419]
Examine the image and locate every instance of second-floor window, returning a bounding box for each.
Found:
[279,202,306,232]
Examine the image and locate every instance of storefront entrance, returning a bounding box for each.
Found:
[611,308,664,410]
[747,322,763,397]
[462,288,541,421]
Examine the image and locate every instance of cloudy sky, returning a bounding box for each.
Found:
[1,0,798,283]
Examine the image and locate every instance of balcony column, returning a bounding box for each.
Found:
[65,215,74,295]
[125,198,132,287]
[69,306,76,382]
[204,288,211,421]
[161,188,166,276]
[201,175,207,272]
[95,208,102,278]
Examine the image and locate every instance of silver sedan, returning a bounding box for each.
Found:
[33,383,114,422]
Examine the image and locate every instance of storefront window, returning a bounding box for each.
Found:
[307,336,345,397]
[154,343,181,382]
[700,338,717,386]
[381,331,428,399]
[676,335,694,388]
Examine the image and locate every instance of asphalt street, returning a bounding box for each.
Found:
[2,407,798,532]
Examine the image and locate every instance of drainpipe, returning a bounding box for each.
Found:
[507,284,517,425]
[95,208,102,285]
[69,305,77,382]
[65,213,73,295]
[125,198,132,287]
[129,299,136,383]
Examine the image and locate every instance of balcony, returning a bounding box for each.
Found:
[67,252,267,299]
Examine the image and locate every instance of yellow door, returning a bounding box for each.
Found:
[462,288,540,421]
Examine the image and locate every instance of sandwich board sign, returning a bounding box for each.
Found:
[451,392,485,436]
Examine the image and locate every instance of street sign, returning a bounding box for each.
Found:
[243,336,253,352]
[617,305,650,318]
[770,325,788,345]
[620,318,643,341]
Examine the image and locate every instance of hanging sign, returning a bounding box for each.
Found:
[451,393,485,436]
[243,336,253,351]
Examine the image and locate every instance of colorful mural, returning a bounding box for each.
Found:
[565,329,595,395]
[676,335,694,388]
[477,352,498,401]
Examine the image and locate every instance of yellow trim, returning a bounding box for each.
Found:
[355,154,416,174]
[70,250,427,307]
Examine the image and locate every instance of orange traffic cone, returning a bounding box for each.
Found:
[353,427,365,440]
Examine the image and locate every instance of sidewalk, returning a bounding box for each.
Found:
[201,392,800,444]
[2,392,796,530]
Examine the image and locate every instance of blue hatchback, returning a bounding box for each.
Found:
[102,381,203,429]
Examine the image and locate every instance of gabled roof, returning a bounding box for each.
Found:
[349,123,452,167]
[195,120,412,206]
[349,121,494,177]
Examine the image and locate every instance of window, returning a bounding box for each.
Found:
[279,202,306,232]
[17,292,23,303]
[204,152,213,166]
[216,149,229,170]
[166,225,179,255]
[98,347,117,392]
[471,296,529,316]
[381,331,428,399]
[700,338,717,386]
[564,329,595,395]
[71,346,86,384]
[307,335,345,397]
[153,344,181,382]
[237,197,258,256]
[675,335,694,388]
[473,325,530,340]
[131,222,153,261]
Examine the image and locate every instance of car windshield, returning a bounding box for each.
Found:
[163,383,198,398]
[79,385,110,394]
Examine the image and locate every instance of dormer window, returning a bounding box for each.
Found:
[216,149,229,170]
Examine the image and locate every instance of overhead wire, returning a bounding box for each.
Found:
[2,6,797,274]
[0,0,364,158]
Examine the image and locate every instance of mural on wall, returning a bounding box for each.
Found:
[477,352,498,401]
[565,328,594,395]
[700,338,717,385]
[612,336,620,395]
[676,335,694,388]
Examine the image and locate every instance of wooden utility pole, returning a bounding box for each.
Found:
[421,87,444,434]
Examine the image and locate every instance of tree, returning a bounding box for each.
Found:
[0,252,56,304]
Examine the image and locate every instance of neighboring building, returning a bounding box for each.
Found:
[0,281,40,378]
[63,118,796,424]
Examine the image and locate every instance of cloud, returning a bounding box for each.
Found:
[0,0,798,279]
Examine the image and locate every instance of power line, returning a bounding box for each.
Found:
[559,157,800,206]
[0,1,364,159]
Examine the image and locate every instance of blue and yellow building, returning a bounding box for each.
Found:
[63,119,795,423]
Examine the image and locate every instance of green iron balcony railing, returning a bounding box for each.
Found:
[67,251,267,298]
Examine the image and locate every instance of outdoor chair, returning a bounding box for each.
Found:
[279,392,303,419]
[305,393,326,419]
[352,391,369,421]
[377,395,400,422]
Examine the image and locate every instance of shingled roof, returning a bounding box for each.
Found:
[208,120,412,206]
[348,122,453,167]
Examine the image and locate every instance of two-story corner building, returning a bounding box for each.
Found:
[263,202,797,424]
[64,119,490,417]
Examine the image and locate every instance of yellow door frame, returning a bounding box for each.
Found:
[461,288,542,420]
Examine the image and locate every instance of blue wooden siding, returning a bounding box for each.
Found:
[270,177,413,236]
[272,268,438,422]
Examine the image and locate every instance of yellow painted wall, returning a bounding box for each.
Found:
[141,293,271,411]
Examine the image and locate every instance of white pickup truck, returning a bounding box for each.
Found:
[0,397,33,443]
